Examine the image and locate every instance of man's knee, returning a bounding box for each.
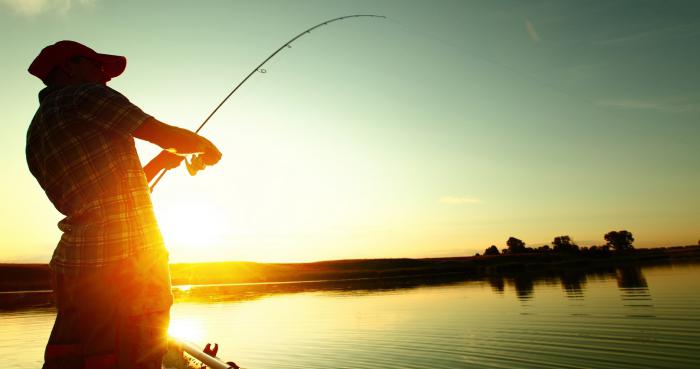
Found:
[117,310,170,368]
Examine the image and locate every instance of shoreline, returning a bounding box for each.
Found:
[1,245,698,293]
[1,246,699,310]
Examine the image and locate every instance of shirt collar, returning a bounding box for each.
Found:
[38,86,65,103]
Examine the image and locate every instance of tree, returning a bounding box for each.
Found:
[584,245,611,257]
[506,237,527,254]
[552,235,579,253]
[484,245,500,256]
[604,230,635,252]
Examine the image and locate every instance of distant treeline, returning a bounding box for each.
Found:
[481,230,640,257]
[2,244,700,293]
[0,263,50,292]
[168,245,700,286]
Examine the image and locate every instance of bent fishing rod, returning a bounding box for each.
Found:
[149,14,386,192]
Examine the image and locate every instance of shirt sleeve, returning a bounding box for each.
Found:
[73,83,152,136]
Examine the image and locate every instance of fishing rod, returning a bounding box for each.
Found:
[168,337,241,369]
[149,14,386,191]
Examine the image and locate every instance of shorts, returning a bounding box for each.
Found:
[43,248,173,369]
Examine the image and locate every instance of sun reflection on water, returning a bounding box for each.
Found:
[167,316,205,342]
[175,284,193,292]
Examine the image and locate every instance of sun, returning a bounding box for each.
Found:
[154,198,229,259]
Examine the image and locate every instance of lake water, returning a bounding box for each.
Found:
[1,262,699,368]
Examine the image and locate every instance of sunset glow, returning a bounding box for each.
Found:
[1,0,698,264]
[3,3,700,369]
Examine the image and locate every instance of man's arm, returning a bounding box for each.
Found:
[133,117,219,155]
[142,150,183,183]
[133,117,222,182]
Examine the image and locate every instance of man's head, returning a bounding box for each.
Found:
[28,40,126,87]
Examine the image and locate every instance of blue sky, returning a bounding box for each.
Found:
[1,0,698,263]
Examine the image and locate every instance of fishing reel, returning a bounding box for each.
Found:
[185,154,207,176]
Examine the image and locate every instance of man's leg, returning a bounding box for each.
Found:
[44,271,121,369]
[117,309,171,369]
[116,248,174,369]
[43,249,173,369]
[43,273,84,369]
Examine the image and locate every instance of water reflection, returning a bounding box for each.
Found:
[0,264,661,310]
[616,266,648,289]
[510,274,535,301]
[167,316,205,342]
[488,276,505,294]
[0,290,53,311]
[560,271,587,299]
[171,275,475,304]
[616,266,654,317]
[3,263,699,369]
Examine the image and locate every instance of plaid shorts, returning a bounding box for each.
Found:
[43,248,173,369]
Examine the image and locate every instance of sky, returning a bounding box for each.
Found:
[1,0,698,264]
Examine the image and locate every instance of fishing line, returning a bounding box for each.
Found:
[149,14,386,192]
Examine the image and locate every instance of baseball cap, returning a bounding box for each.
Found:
[28,40,126,83]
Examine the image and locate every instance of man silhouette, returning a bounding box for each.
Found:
[26,40,222,369]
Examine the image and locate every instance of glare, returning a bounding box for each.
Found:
[168,317,205,342]
[175,284,193,292]
[155,198,229,255]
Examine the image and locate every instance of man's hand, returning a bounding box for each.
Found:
[197,136,222,166]
[154,150,185,170]
[134,118,223,178]
[184,137,222,176]
[143,150,186,183]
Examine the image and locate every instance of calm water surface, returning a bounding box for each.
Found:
[1,263,699,368]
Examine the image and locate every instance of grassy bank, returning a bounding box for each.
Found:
[1,245,698,292]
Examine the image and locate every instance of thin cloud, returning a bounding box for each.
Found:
[1,0,95,16]
[597,97,700,113]
[592,23,698,46]
[440,196,481,205]
[525,19,541,43]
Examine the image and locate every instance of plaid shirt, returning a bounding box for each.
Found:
[26,83,165,274]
